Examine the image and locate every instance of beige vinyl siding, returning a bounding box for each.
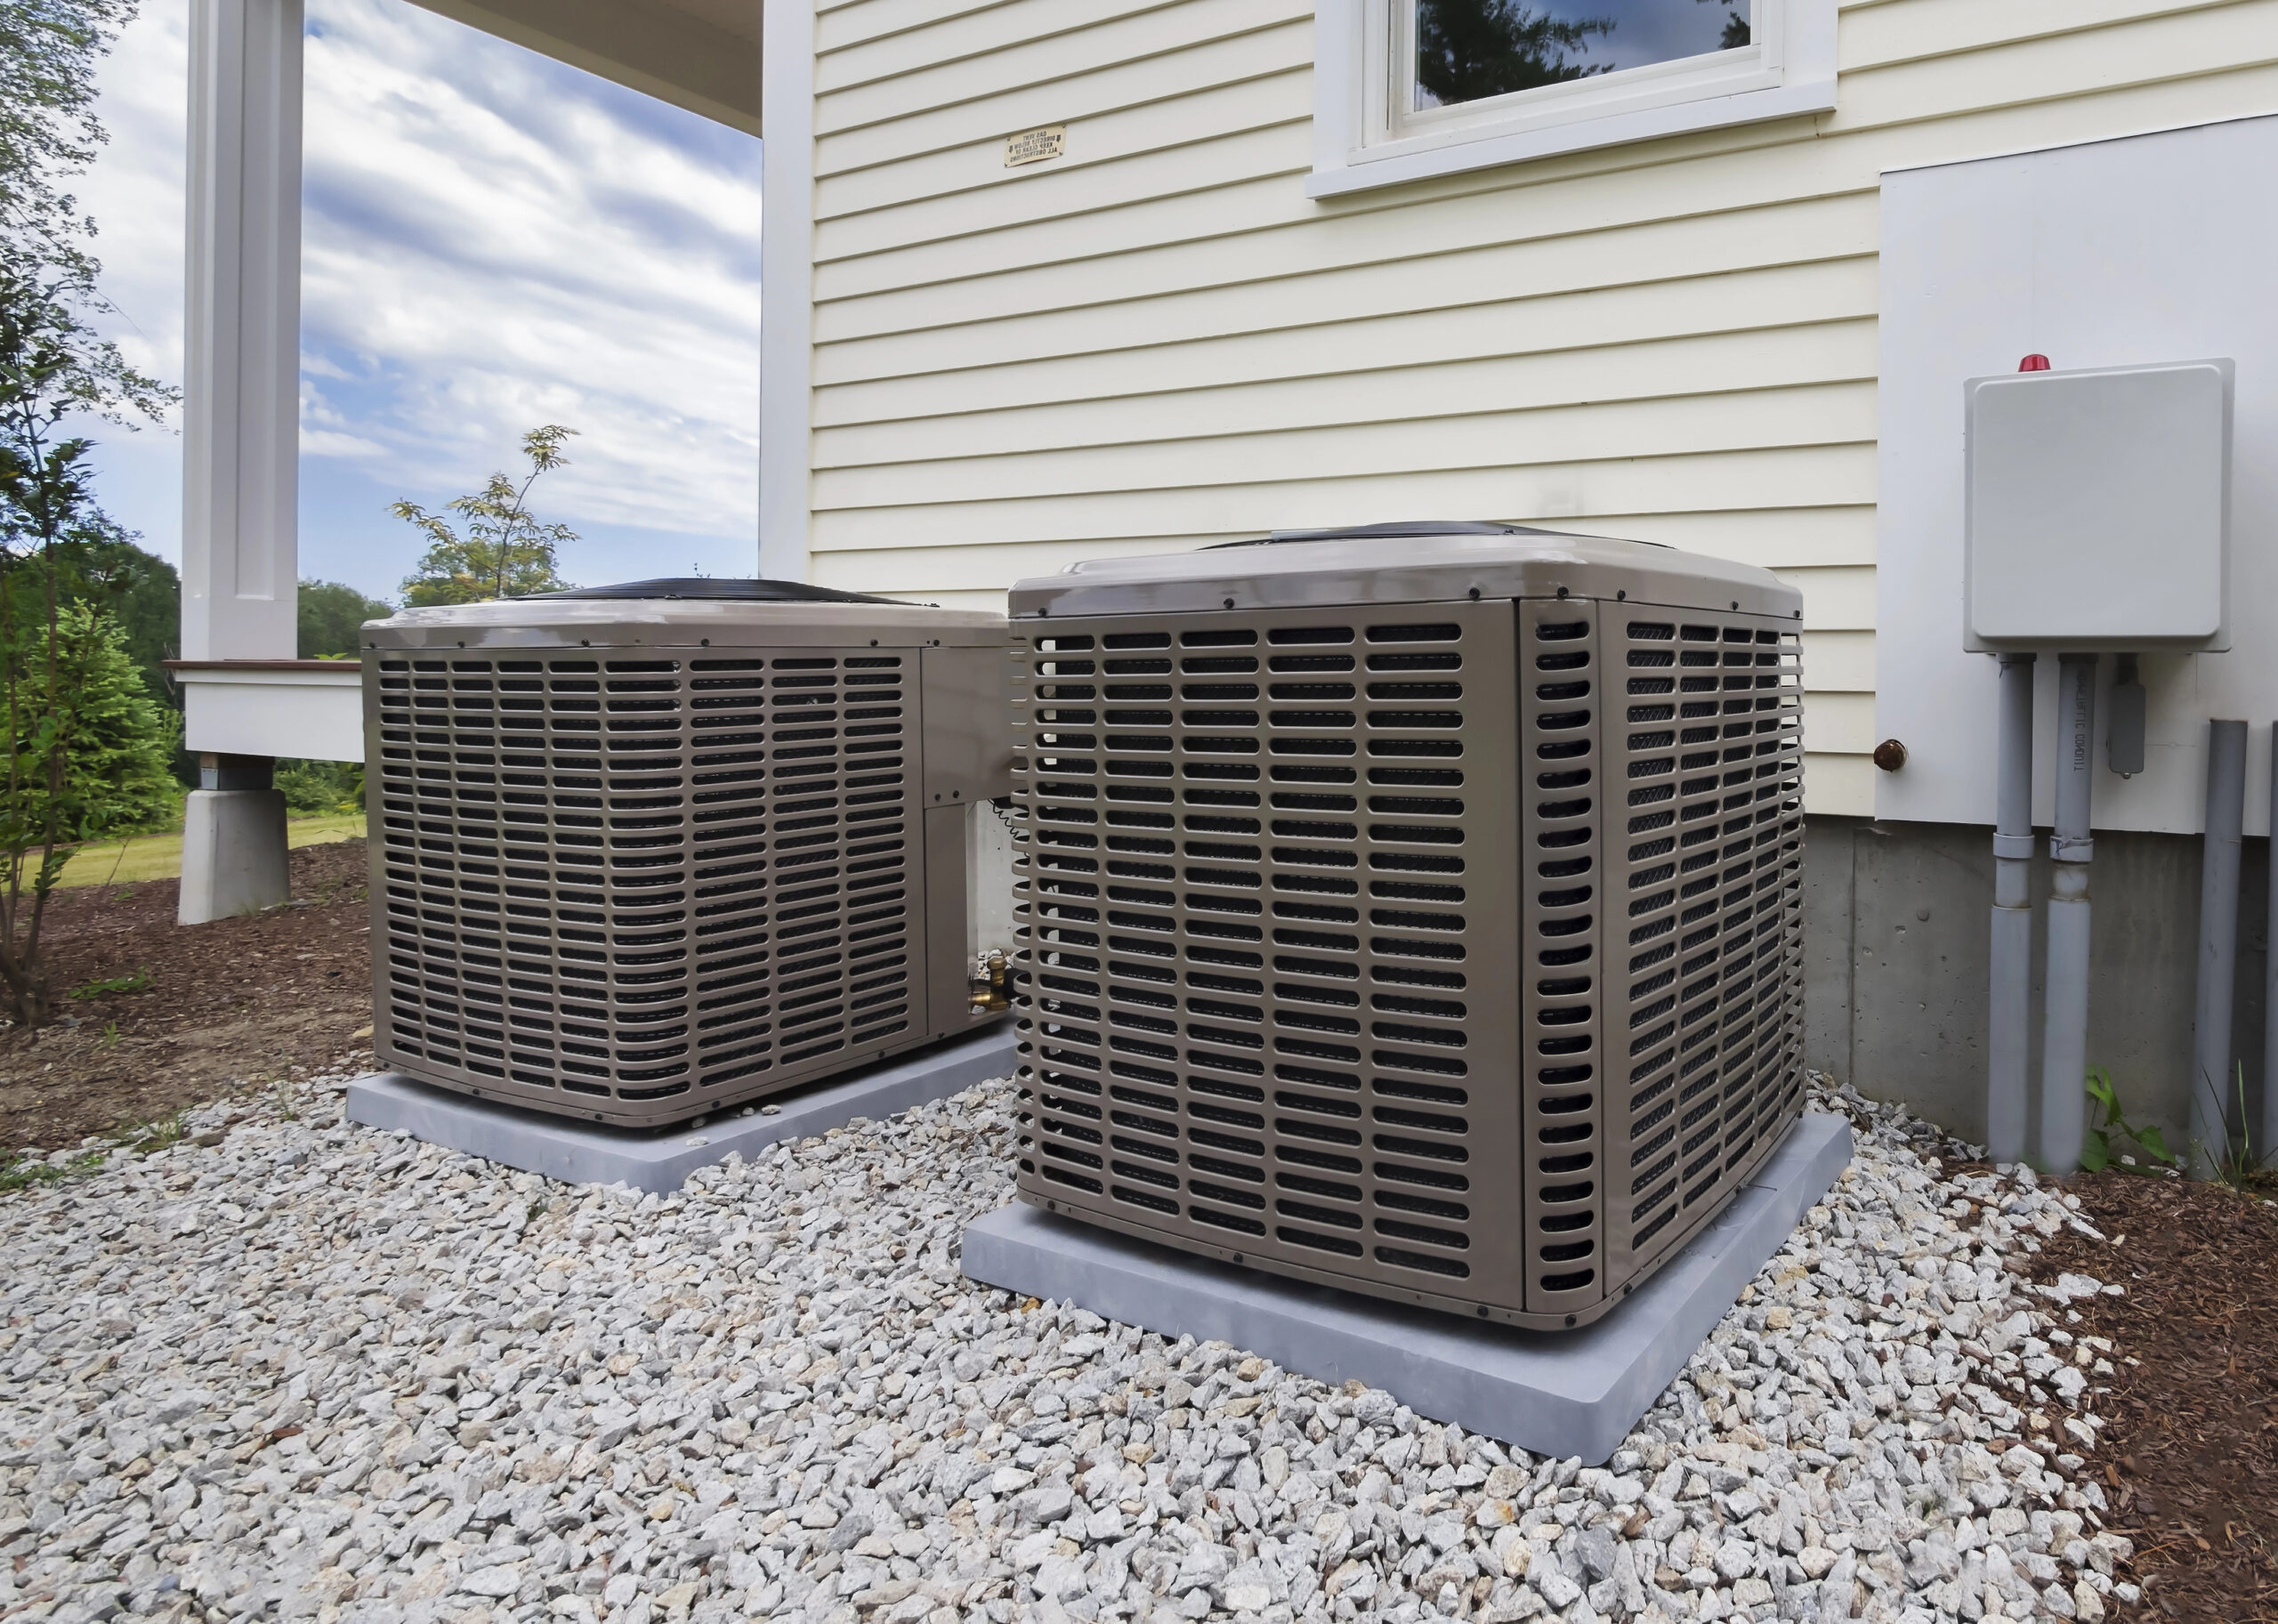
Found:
[800,0,2278,815]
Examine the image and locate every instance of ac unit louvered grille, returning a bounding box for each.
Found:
[1010,593,1803,1330]
[371,648,918,1112]
[1012,604,1529,1310]
[1605,615,1805,1292]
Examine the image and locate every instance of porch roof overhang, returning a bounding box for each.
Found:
[403,0,762,134]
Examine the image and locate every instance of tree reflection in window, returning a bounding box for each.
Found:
[1414,0,1750,110]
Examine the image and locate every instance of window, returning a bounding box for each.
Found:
[1310,0,1836,197]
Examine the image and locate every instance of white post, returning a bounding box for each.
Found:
[180,0,302,923]
[758,0,813,584]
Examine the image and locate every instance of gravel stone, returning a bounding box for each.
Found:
[0,1070,2120,1623]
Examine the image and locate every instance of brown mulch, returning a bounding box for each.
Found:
[0,839,375,1155]
[2032,1168,2278,1623]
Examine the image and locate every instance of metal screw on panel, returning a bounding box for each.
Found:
[1873,739,1909,772]
[1223,597,1234,610]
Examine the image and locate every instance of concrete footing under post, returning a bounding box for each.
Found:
[962,1111,1852,1465]
[178,755,288,925]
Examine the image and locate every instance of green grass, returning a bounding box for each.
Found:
[69,967,151,999]
[0,1148,105,1193]
[0,1109,196,1194]
[56,812,365,889]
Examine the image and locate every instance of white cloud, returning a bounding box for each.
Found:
[68,0,763,589]
[298,0,763,544]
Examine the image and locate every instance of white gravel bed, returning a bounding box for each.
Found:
[0,1070,2137,1624]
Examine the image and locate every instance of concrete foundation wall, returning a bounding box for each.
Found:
[1805,817,2271,1158]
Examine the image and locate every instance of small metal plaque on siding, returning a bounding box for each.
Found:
[1004,125,1065,167]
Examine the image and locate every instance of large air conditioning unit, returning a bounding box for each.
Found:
[363,579,1014,1127]
[1006,525,1806,1330]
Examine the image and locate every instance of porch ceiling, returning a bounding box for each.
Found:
[403,0,761,134]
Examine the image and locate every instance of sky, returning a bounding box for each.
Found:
[69,0,764,606]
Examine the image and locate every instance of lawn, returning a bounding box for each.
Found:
[55,812,367,887]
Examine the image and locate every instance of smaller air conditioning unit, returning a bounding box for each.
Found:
[1006,525,1805,1330]
[363,578,1013,1127]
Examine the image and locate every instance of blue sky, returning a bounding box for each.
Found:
[74,0,763,606]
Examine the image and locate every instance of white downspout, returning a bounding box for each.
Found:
[2036,654,2096,1174]
[1987,651,2034,1164]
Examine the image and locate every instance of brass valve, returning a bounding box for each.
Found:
[969,948,1010,1012]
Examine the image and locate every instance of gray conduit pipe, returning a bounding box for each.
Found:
[1988,652,2036,1164]
[2190,720,2247,1180]
[2267,722,2278,1171]
[2037,654,2096,1175]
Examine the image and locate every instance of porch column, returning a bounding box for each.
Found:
[180,0,303,922]
[758,0,812,582]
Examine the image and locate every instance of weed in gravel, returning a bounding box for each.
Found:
[0,1147,103,1192]
[112,1111,187,1155]
[68,966,150,999]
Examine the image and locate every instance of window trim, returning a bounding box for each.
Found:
[1309,0,1837,199]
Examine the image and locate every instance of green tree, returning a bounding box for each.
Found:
[1414,0,1612,105]
[394,425,579,606]
[0,0,174,1022]
[60,529,174,696]
[10,598,171,833]
[298,578,393,658]
[0,3,170,432]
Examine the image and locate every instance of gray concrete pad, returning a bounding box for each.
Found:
[961,1109,1852,1465]
[346,1023,1015,1193]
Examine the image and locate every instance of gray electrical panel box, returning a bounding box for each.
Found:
[1964,358,2233,651]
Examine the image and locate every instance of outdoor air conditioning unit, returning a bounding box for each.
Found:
[363,578,1014,1127]
[1006,525,1806,1329]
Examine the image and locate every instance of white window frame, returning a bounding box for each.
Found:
[1310,0,1837,198]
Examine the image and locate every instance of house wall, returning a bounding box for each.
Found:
[796,0,2278,821]
[1804,818,2272,1160]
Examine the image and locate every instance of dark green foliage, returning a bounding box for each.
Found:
[8,599,176,836]
[36,530,174,699]
[275,758,362,815]
[1414,0,1612,105]
[299,578,393,659]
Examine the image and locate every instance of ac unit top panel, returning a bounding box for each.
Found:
[364,589,1006,652]
[1008,526,1800,622]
